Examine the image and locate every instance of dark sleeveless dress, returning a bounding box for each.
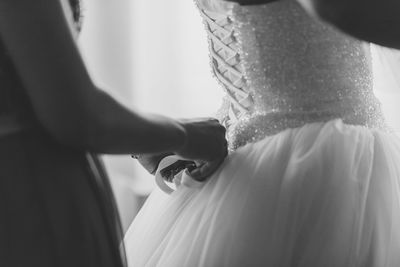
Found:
[0,38,125,266]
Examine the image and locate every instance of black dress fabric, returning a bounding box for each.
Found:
[0,34,125,267]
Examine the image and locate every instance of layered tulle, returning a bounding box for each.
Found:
[124,119,400,267]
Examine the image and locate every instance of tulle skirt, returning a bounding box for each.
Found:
[124,119,400,267]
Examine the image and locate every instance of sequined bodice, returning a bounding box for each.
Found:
[196,0,385,149]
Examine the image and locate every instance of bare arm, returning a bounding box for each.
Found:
[297,0,400,49]
[0,0,226,160]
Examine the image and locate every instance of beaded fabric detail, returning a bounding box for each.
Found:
[196,0,386,150]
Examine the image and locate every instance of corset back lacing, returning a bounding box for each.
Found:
[199,8,253,127]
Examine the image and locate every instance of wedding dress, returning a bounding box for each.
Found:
[124,0,400,266]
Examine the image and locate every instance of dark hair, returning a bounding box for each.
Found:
[68,0,82,31]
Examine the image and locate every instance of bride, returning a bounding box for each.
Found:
[125,0,400,266]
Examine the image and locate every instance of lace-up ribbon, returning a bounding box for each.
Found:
[199,9,253,125]
[155,156,205,194]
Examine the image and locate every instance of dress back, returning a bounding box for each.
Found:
[196,0,385,148]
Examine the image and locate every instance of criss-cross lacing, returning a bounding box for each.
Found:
[200,9,253,125]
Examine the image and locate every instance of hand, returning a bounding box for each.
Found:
[133,152,172,175]
[134,118,227,181]
[159,160,196,182]
[159,158,225,182]
[175,118,228,162]
[174,118,228,181]
[185,158,226,181]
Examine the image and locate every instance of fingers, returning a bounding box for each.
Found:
[176,116,228,161]
[135,152,173,174]
[217,137,229,159]
[188,156,226,182]
[160,160,196,182]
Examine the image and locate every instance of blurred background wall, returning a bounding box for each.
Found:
[78,0,223,232]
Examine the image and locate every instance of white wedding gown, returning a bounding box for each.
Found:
[124,0,400,266]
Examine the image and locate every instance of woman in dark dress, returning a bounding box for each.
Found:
[0,0,227,266]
